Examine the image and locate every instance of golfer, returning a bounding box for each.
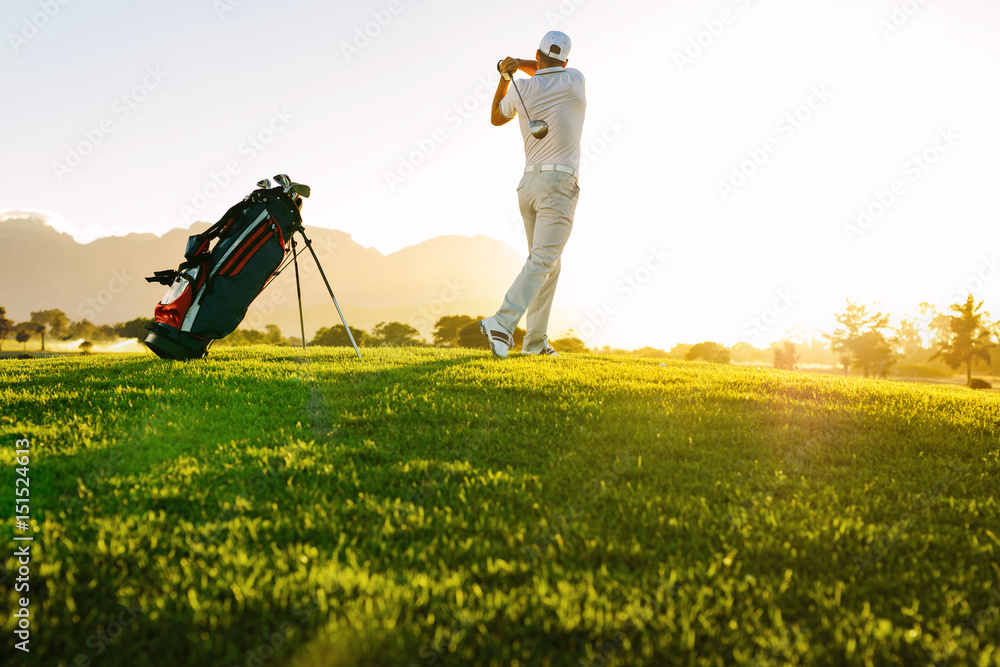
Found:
[480,30,586,358]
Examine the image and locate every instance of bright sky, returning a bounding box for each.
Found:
[2,0,999,350]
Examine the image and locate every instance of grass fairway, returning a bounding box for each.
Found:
[2,347,998,666]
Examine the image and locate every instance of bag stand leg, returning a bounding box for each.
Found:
[296,228,362,359]
[292,237,307,350]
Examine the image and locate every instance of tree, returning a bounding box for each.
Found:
[372,321,423,346]
[311,325,369,347]
[551,336,587,353]
[66,319,98,341]
[631,346,669,359]
[667,344,694,360]
[265,324,284,345]
[458,321,489,350]
[65,319,116,342]
[30,309,69,339]
[827,301,895,378]
[218,329,267,346]
[116,318,153,343]
[79,340,94,355]
[731,342,768,364]
[855,331,896,378]
[923,302,953,350]
[895,318,923,357]
[931,295,995,386]
[685,342,731,364]
[16,330,31,351]
[35,323,46,352]
[0,307,13,351]
[894,318,926,360]
[433,315,475,347]
[773,341,798,370]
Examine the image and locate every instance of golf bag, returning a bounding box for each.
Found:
[143,183,305,360]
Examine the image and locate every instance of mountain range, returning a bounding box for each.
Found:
[0,213,546,341]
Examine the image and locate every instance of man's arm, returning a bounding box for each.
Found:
[517,59,539,76]
[491,74,512,127]
[490,57,540,126]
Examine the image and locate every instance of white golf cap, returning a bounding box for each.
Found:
[539,30,571,62]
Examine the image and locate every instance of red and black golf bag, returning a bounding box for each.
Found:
[143,180,308,360]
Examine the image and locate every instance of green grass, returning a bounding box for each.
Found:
[1,347,998,666]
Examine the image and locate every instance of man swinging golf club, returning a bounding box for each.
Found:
[480,30,586,358]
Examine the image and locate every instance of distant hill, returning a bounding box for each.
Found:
[0,213,545,341]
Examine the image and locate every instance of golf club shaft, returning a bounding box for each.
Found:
[298,230,362,359]
[292,238,307,350]
[508,76,534,124]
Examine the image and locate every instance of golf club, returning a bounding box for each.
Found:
[498,63,548,139]
[256,179,272,189]
[274,174,292,193]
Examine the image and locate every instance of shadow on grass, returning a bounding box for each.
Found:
[6,349,998,666]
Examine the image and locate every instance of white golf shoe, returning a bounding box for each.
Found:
[479,317,513,359]
[524,337,558,356]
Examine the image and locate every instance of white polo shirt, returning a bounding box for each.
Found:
[500,66,587,172]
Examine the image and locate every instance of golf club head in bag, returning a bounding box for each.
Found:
[265,175,310,209]
[273,174,308,209]
[274,174,292,191]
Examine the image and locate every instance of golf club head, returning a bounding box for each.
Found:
[256,179,272,190]
[508,76,546,138]
[274,174,292,191]
[290,183,311,198]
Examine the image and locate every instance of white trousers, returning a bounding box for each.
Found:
[495,171,580,352]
